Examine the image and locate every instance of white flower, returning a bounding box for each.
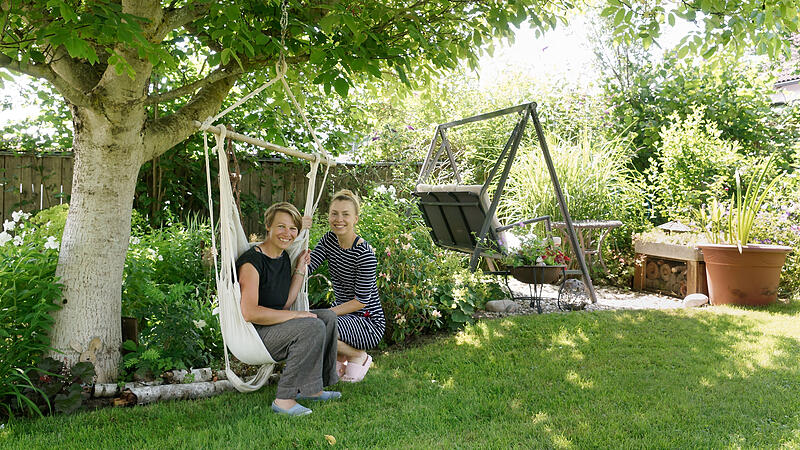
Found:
[401,243,411,250]
[212,307,219,316]
[13,235,23,246]
[12,210,30,222]
[44,236,59,250]
[158,255,163,261]
[3,220,14,232]
[431,310,441,319]
[193,319,207,329]
[0,231,11,247]
[130,236,140,245]
[375,185,388,194]
[394,313,406,325]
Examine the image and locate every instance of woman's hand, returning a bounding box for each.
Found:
[294,250,311,276]
[302,216,313,230]
[293,310,317,319]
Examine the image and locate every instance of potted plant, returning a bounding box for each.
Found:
[501,234,569,285]
[697,155,793,305]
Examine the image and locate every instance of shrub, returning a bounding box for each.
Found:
[0,208,64,420]
[121,216,220,379]
[310,186,505,346]
[749,175,800,298]
[647,107,743,222]
[499,130,647,286]
[24,358,95,416]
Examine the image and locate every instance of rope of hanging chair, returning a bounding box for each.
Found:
[198,61,338,393]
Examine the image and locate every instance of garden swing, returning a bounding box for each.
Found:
[197,3,336,393]
[413,102,598,304]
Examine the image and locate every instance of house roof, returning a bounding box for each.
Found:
[775,34,800,86]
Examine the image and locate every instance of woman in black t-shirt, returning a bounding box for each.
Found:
[236,202,340,417]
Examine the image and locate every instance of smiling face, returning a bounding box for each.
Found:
[328,199,358,240]
[264,211,299,253]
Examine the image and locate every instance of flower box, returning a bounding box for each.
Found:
[509,265,565,285]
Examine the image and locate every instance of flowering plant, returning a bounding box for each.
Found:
[698,155,784,250]
[501,234,569,267]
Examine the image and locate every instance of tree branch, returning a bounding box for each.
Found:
[144,65,241,104]
[152,2,211,43]
[0,53,91,108]
[141,72,238,161]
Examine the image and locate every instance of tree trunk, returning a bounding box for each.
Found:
[50,104,145,382]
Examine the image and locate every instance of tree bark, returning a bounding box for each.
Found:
[49,102,146,382]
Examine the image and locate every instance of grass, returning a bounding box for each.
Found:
[3,302,800,449]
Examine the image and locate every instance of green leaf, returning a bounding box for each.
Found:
[56,1,78,23]
[71,362,95,384]
[613,8,625,26]
[333,77,349,97]
[309,49,326,65]
[53,384,83,414]
[318,13,340,35]
[450,309,469,323]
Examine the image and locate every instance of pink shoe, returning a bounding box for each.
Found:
[336,361,347,377]
[341,354,372,383]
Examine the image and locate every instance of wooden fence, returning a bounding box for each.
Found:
[0,152,416,236]
[0,152,73,225]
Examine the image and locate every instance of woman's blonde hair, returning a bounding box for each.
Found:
[330,189,360,216]
[263,202,302,230]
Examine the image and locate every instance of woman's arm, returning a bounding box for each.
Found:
[283,250,310,310]
[331,299,366,316]
[239,263,316,325]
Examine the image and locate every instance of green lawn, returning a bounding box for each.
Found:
[3,303,800,449]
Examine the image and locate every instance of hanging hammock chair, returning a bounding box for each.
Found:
[198,59,336,392]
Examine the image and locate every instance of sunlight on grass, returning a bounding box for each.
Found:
[565,370,594,389]
[455,321,509,347]
[5,306,800,448]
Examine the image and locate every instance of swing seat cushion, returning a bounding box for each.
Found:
[414,184,519,258]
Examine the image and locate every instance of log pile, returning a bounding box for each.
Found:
[92,368,280,406]
[644,259,688,297]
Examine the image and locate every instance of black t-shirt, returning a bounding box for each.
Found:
[235,246,291,309]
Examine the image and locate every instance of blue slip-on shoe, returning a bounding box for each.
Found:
[271,401,312,416]
[296,390,342,402]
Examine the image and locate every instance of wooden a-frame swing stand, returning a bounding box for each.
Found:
[414,102,598,304]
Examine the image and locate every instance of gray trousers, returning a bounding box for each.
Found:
[256,308,339,399]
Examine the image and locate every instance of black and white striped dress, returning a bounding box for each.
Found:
[309,231,385,350]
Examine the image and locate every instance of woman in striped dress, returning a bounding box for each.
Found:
[306,189,385,382]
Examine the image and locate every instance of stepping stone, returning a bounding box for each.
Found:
[485,300,519,313]
[683,293,709,308]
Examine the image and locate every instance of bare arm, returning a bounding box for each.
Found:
[331,299,366,316]
[283,250,310,310]
[239,263,315,325]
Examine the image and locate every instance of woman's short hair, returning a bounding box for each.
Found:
[264,202,302,230]
[330,189,360,216]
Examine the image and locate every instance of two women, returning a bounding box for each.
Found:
[235,191,384,416]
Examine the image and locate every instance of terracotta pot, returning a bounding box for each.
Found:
[697,243,792,306]
[509,265,565,285]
